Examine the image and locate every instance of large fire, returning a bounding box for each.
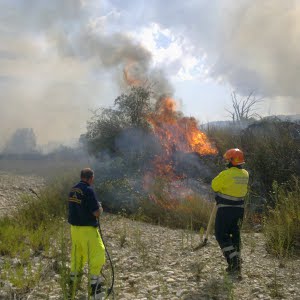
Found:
[147,97,217,177]
[123,63,217,209]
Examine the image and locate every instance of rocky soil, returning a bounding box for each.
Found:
[0,172,299,299]
[0,171,45,217]
[2,215,297,300]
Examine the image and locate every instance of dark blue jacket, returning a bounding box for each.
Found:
[68,181,100,227]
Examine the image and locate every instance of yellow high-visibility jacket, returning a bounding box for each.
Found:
[211,167,249,198]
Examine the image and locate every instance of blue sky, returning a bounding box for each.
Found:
[0,0,299,145]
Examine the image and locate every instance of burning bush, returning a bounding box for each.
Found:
[137,177,214,229]
[85,86,218,218]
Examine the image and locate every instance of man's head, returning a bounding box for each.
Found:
[80,168,94,185]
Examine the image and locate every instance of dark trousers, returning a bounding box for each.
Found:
[215,207,244,269]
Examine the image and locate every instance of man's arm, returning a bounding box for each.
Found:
[211,171,226,192]
[86,188,103,217]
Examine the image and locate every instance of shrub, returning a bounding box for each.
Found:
[204,118,300,205]
[264,177,300,257]
[135,178,214,230]
[241,119,300,203]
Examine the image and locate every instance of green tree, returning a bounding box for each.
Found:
[86,86,154,155]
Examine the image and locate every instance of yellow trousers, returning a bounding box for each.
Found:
[70,225,105,276]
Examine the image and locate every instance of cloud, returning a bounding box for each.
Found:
[131,23,206,82]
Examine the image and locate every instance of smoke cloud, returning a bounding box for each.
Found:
[1,0,299,149]
[214,0,300,102]
[115,0,300,110]
[0,0,172,148]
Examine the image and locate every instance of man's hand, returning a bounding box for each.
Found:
[92,202,103,218]
[93,208,102,218]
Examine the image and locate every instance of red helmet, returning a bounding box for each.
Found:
[223,148,245,166]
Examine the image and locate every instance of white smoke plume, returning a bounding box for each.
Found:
[214,0,300,103]
[117,0,300,111]
[1,0,299,149]
[0,0,172,148]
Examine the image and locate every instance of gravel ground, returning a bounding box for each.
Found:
[0,214,296,300]
[0,171,44,217]
[0,172,299,300]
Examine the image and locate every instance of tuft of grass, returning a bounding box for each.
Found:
[119,226,127,248]
[267,263,284,298]
[264,177,300,257]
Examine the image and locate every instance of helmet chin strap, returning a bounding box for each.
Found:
[226,161,234,168]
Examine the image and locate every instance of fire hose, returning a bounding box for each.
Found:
[97,214,115,299]
[29,189,115,299]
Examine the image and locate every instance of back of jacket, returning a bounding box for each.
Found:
[211,167,249,198]
[68,181,100,227]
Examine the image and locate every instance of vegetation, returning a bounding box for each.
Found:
[264,177,300,257]
[85,86,154,155]
[135,178,213,230]
[206,119,300,256]
[0,173,76,297]
[206,118,300,204]
[1,87,300,298]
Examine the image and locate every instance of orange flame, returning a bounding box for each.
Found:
[147,97,217,178]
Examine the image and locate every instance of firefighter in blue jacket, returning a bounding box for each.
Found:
[68,168,105,299]
[212,148,249,275]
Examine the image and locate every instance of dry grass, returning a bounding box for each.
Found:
[264,177,300,257]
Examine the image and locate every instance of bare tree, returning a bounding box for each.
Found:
[226,91,263,122]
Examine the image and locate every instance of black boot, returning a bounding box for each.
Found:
[90,279,105,300]
[226,256,242,281]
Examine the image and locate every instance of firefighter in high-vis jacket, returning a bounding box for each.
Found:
[212,148,249,275]
[68,168,105,299]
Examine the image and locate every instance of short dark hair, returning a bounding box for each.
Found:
[80,168,94,180]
